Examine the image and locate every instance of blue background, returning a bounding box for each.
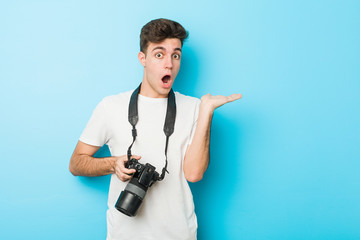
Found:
[1,0,359,239]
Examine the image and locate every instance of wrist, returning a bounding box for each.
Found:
[108,157,117,174]
[199,101,215,115]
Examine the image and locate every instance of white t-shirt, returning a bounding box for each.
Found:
[80,90,201,240]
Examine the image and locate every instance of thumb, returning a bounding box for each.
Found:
[131,155,141,160]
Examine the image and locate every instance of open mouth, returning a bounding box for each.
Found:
[162,75,171,83]
[161,74,172,88]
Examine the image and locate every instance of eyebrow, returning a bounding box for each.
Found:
[151,46,182,52]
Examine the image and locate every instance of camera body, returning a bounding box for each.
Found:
[126,158,159,188]
[115,158,160,216]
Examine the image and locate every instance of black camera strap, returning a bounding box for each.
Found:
[127,83,176,181]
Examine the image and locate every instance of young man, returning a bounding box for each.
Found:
[69,18,241,240]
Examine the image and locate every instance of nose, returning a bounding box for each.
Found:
[164,55,173,69]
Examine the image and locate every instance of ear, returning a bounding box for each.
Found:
[138,51,146,67]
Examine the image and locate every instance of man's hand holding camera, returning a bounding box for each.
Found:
[114,155,141,182]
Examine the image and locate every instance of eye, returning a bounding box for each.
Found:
[155,52,163,58]
[173,54,181,59]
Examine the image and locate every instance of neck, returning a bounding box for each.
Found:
[139,77,168,98]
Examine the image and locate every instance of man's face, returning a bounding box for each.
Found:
[138,38,182,98]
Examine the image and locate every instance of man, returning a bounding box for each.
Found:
[69,18,241,240]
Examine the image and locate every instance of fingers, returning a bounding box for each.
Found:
[131,155,141,160]
[200,93,242,112]
[227,93,242,102]
[202,93,242,103]
[115,164,134,182]
[114,155,141,182]
[119,163,136,175]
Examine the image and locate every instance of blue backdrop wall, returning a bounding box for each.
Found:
[1,0,359,239]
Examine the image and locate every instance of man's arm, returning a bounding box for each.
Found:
[183,93,242,182]
[69,141,137,181]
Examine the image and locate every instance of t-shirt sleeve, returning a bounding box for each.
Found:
[188,100,201,145]
[79,99,109,147]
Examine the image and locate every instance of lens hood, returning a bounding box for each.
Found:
[115,190,143,217]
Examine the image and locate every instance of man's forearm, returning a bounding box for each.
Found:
[183,93,242,182]
[183,104,214,182]
[69,154,116,177]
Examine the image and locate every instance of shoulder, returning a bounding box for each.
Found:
[91,90,133,117]
[100,90,133,109]
[174,92,201,106]
[102,90,133,103]
[174,92,201,120]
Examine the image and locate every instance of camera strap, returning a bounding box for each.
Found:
[127,83,176,181]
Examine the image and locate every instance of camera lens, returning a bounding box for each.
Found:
[115,178,147,216]
[115,190,143,216]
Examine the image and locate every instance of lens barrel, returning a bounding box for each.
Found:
[115,178,147,217]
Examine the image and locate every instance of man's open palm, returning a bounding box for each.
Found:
[201,93,242,111]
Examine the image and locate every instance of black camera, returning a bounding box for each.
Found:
[115,158,160,217]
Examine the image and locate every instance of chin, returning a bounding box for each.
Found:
[157,88,171,97]
[161,89,171,96]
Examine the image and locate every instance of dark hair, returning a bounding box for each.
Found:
[140,18,189,53]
